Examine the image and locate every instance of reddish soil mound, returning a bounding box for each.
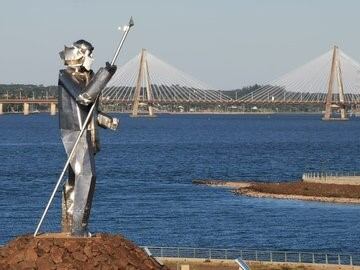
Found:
[247,182,360,198]
[0,233,169,270]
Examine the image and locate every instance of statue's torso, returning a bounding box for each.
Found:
[58,69,94,131]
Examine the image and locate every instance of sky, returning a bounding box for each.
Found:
[1,0,360,89]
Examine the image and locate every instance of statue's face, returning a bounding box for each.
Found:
[59,44,94,71]
[81,50,94,71]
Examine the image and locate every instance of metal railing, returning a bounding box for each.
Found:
[303,171,360,178]
[144,246,360,266]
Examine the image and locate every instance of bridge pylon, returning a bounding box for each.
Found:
[322,45,348,121]
[131,49,155,117]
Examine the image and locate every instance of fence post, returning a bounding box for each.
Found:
[270,251,273,262]
[193,248,195,258]
[177,247,180,258]
[255,250,258,261]
[338,254,340,265]
[350,255,353,266]
[325,254,328,264]
[225,249,227,260]
[285,252,287,262]
[312,253,315,264]
[240,250,243,259]
[161,247,163,258]
[299,253,301,263]
[209,249,211,260]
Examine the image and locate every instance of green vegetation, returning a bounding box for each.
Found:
[0,84,57,99]
[223,85,323,113]
[222,84,263,99]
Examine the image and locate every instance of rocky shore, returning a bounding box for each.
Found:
[193,180,360,204]
[0,233,168,270]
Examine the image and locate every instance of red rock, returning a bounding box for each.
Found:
[0,248,7,258]
[81,260,97,269]
[111,236,123,248]
[87,258,100,267]
[0,233,169,270]
[56,262,78,270]
[37,239,52,253]
[53,238,65,247]
[126,265,137,270]
[50,246,64,264]
[36,249,47,258]
[100,263,113,270]
[144,258,157,269]
[17,259,37,269]
[93,253,110,263]
[8,249,25,265]
[14,236,29,250]
[64,240,79,253]
[72,251,88,262]
[90,245,102,256]
[25,247,38,262]
[36,255,56,269]
[127,256,142,268]
[103,244,115,255]
[113,258,128,269]
[84,244,93,258]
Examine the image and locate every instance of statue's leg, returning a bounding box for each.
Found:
[62,166,75,233]
[72,130,96,236]
[60,129,79,233]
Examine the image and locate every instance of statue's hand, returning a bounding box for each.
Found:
[76,93,92,105]
[105,62,117,75]
[97,112,119,130]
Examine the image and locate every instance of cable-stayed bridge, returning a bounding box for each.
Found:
[237,46,360,120]
[100,46,360,119]
[102,49,231,116]
[1,46,360,120]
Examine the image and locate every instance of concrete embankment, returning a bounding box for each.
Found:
[163,258,360,270]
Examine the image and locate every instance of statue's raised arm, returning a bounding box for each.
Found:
[77,62,117,106]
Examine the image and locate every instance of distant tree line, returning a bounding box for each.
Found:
[221,84,262,99]
[0,84,57,99]
[221,84,324,112]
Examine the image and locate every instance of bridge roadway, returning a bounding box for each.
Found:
[0,98,57,104]
[0,98,357,115]
[100,99,354,105]
[0,98,57,115]
[2,98,358,105]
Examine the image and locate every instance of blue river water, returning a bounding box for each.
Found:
[0,113,360,253]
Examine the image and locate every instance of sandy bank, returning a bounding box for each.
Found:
[193,179,252,188]
[193,180,360,204]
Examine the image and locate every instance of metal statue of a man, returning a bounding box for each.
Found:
[58,40,118,236]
